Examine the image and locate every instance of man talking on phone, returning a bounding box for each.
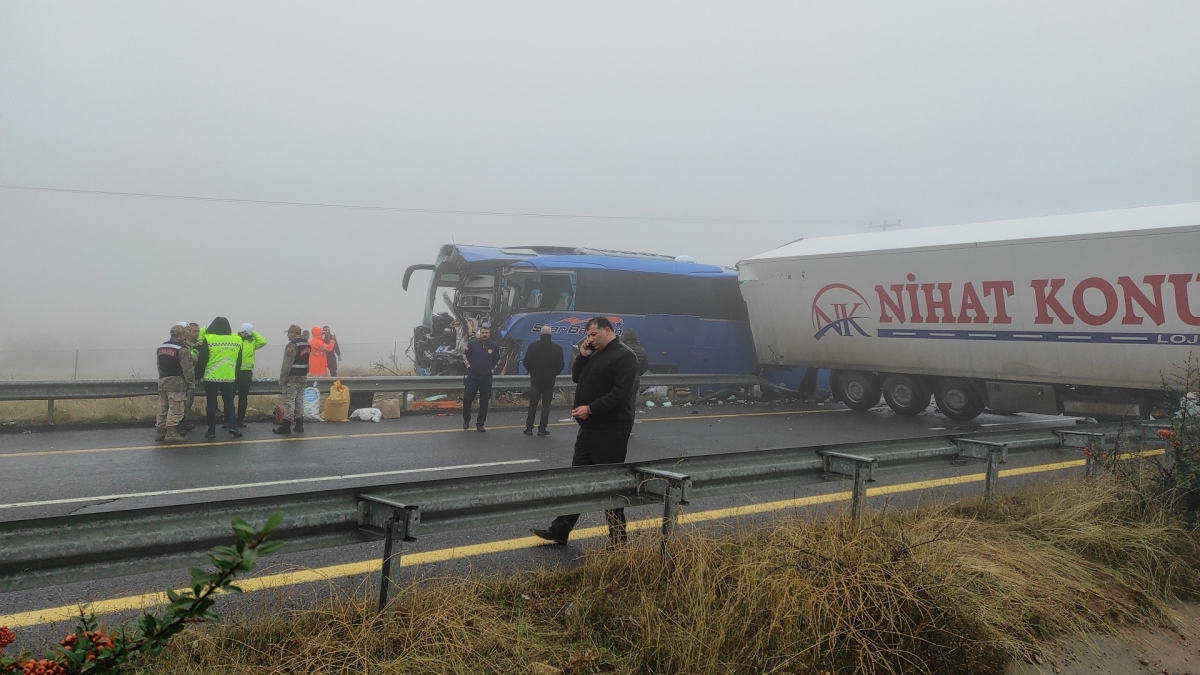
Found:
[531,316,639,546]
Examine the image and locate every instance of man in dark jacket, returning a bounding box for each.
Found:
[531,317,640,546]
[461,325,501,432]
[523,325,565,436]
[620,327,650,406]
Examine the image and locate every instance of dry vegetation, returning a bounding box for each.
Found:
[0,396,281,426]
[134,477,1199,675]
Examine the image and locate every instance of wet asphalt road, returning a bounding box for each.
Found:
[0,400,1085,649]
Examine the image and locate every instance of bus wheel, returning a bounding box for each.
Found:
[882,374,931,416]
[838,371,881,411]
[934,378,985,421]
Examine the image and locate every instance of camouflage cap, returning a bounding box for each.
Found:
[286,324,303,334]
[170,324,187,336]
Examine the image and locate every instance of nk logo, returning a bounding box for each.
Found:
[811,284,873,340]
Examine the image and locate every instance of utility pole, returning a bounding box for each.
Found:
[868,219,902,232]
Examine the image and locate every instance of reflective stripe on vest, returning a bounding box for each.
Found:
[157,341,184,378]
[203,334,242,383]
[290,339,311,376]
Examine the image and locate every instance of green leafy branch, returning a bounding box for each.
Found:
[1,512,285,675]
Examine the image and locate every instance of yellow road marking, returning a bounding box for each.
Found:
[3,446,1163,629]
[0,409,843,460]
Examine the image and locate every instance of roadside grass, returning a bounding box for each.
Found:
[0,396,281,426]
[134,477,1199,674]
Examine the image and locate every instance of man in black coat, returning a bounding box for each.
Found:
[531,317,640,546]
[620,327,651,407]
[523,325,565,436]
[461,325,501,432]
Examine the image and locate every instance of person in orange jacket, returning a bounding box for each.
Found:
[309,325,332,377]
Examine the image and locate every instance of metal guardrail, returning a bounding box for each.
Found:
[0,374,789,423]
[0,373,783,402]
[0,420,1166,606]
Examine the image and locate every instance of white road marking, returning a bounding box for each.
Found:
[0,459,541,510]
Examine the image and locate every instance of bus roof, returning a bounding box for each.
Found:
[741,202,1200,262]
[447,244,734,276]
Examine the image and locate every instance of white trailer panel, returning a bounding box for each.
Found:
[738,203,1200,391]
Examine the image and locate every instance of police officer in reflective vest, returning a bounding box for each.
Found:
[274,324,311,435]
[196,317,244,439]
[155,324,195,444]
[235,322,268,427]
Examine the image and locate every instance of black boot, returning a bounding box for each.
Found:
[530,528,568,546]
[293,418,305,433]
[272,420,292,435]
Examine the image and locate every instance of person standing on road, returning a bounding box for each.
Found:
[323,325,341,377]
[532,317,639,546]
[196,317,243,439]
[461,325,501,432]
[155,324,195,444]
[274,324,311,435]
[309,325,332,377]
[523,325,564,437]
[619,327,650,407]
[235,323,267,428]
[180,322,201,432]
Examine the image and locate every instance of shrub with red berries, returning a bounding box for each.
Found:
[0,512,283,675]
[15,660,66,675]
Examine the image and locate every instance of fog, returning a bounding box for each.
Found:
[1,2,1196,357]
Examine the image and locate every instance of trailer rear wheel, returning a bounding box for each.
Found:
[882,374,931,416]
[934,378,985,421]
[837,371,881,411]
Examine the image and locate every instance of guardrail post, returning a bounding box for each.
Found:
[46,399,55,424]
[952,439,1009,504]
[1055,430,1116,479]
[375,505,419,612]
[376,512,398,611]
[818,451,878,527]
[634,467,691,557]
[1135,421,1172,453]
[983,448,1003,503]
[661,482,681,555]
[850,461,869,525]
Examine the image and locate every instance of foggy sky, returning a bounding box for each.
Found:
[1,2,1197,352]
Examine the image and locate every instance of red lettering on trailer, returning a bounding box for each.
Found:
[904,275,924,323]
[875,284,907,323]
[1031,279,1075,325]
[860,273,1197,331]
[1168,273,1200,326]
[981,281,1015,324]
[955,282,990,324]
[1071,277,1119,326]
[1117,275,1166,326]
[920,282,955,323]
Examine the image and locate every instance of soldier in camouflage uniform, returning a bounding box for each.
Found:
[274,324,311,435]
[180,322,201,432]
[155,324,195,443]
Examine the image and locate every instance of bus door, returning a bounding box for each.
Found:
[639,314,699,373]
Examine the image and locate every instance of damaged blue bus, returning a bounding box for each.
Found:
[403,244,823,393]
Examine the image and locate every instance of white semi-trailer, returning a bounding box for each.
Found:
[737,203,1200,421]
